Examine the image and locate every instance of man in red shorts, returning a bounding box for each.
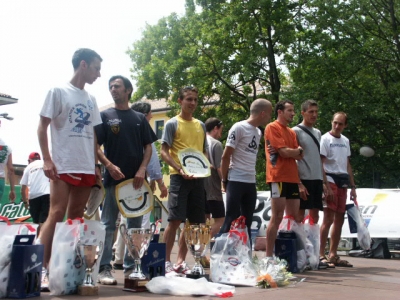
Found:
[37,48,103,289]
[319,112,357,267]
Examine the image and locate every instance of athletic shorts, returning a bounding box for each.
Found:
[58,173,96,187]
[324,182,347,213]
[270,182,300,199]
[205,200,225,219]
[299,180,323,210]
[29,194,50,223]
[167,175,205,223]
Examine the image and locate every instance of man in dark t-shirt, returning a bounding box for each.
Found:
[95,75,157,285]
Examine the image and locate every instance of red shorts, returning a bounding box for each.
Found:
[58,173,96,187]
[326,182,347,213]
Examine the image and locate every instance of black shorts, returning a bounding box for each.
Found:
[29,194,50,223]
[167,175,205,223]
[270,182,300,199]
[299,180,323,210]
[205,200,225,218]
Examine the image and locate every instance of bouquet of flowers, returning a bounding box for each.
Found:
[253,256,298,289]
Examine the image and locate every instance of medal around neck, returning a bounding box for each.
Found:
[115,179,154,218]
[84,183,105,219]
[177,148,211,177]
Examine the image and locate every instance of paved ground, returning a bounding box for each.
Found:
[39,245,400,300]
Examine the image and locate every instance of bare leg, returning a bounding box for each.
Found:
[211,217,224,238]
[176,229,188,265]
[308,208,320,224]
[265,197,286,257]
[319,208,334,257]
[38,180,70,268]
[329,212,345,257]
[285,199,300,220]
[164,220,181,262]
[66,185,91,219]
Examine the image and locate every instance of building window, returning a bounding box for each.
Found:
[155,120,164,139]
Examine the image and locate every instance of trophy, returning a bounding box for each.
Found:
[184,219,212,279]
[77,242,103,296]
[120,224,155,292]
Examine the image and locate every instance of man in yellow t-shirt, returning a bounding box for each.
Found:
[160,86,207,277]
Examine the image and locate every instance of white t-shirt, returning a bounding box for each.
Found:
[20,160,50,199]
[0,138,11,178]
[225,120,261,183]
[320,132,351,183]
[40,83,102,174]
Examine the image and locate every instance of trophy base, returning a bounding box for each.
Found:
[186,273,206,279]
[77,285,99,296]
[123,278,148,292]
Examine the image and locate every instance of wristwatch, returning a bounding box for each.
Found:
[299,148,303,155]
[350,185,356,189]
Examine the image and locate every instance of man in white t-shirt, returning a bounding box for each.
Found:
[20,152,50,235]
[37,48,103,289]
[219,99,272,242]
[0,138,15,205]
[319,112,357,268]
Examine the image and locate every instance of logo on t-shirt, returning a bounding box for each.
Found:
[228,131,236,142]
[69,104,91,134]
[107,119,122,134]
[248,136,258,150]
[0,145,8,163]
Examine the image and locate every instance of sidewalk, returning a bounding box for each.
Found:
[40,246,400,300]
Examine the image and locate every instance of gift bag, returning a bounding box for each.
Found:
[346,204,371,250]
[303,216,320,270]
[0,217,37,298]
[210,216,257,286]
[49,219,105,295]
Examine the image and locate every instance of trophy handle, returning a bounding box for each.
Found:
[149,222,156,242]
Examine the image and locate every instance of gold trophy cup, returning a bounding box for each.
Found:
[77,242,103,296]
[119,224,155,292]
[184,219,212,279]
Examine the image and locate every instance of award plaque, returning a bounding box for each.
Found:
[115,179,154,218]
[84,183,105,219]
[177,148,211,177]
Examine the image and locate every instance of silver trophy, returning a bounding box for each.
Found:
[184,219,212,278]
[78,242,103,295]
[119,224,155,292]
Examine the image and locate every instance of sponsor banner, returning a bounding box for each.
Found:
[0,185,32,223]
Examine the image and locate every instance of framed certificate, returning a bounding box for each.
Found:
[177,148,211,177]
[84,183,105,219]
[115,179,154,218]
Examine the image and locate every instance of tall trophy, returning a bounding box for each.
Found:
[77,242,103,296]
[120,224,155,292]
[184,219,212,279]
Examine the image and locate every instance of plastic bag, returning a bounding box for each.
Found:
[278,216,317,272]
[146,276,235,297]
[303,216,320,270]
[210,216,257,286]
[0,217,37,298]
[49,219,105,295]
[346,205,371,250]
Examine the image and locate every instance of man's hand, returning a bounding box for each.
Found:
[323,182,334,203]
[179,168,194,180]
[23,200,29,210]
[299,183,308,201]
[133,167,146,189]
[95,166,102,182]
[158,182,168,198]
[106,163,125,181]
[149,180,156,192]
[350,188,358,206]
[43,159,58,180]
[221,181,227,193]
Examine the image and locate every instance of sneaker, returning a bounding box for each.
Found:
[200,256,210,268]
[97,267,117,285]
[41,268,49,292]
[113,263,123,270]
[173,261,191,275]
[165,261,178,278]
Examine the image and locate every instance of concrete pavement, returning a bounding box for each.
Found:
[39,245,400,300]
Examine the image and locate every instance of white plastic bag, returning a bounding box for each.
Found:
[303,216,320,270]
[346,205,371,250]
[0,218,37,298]
[49,219,105,295]
[146,276,235,297]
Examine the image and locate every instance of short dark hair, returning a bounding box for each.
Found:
[178,86,198,100]
[109,75,133,99]
[205,118,223,132]
[274,100,294,118]
[131,101,151,115]
[301,99,318,112]
[72,48,102,70]
[333,111,348,125]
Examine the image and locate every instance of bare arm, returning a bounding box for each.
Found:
[6,153,15,202]
[133,143,152,189]
[38,116,58,180]
[161,143,190,178]
[277,146,304,160]
[347,157,357,204]
[220,146,234,192]
[96,144,125,181]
